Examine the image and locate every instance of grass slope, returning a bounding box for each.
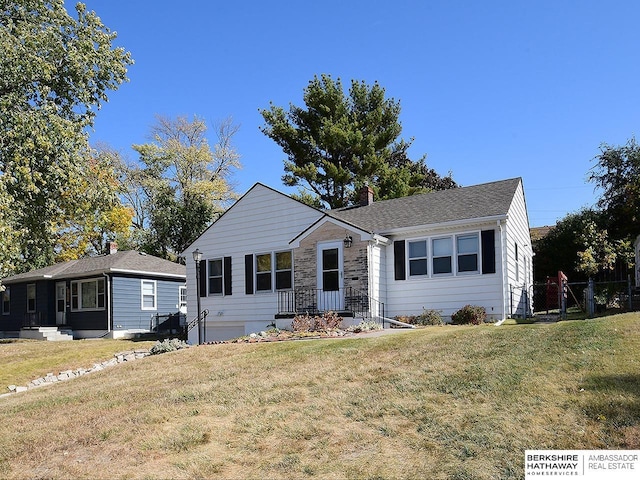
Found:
[0,315,638,479]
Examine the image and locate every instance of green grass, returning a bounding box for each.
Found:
[0,314,638,479]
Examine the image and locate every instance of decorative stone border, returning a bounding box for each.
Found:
[1,349,150,398]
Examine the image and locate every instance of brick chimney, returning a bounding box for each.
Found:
[359,185,374,206]
[106,241,118,255]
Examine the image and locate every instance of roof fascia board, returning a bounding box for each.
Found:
[108,268,186,280]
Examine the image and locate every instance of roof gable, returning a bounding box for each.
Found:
[329,178,522,233]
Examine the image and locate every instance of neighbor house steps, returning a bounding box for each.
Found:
[19,327,74,341]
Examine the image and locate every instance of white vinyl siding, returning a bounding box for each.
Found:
[186,184,324,343]
[387,228,502,321]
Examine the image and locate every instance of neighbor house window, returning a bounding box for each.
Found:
[432,237,453,275]
[208,259,223,295]
[408,240,428,276]
[179,286,187,311]
[26,283,36,312]
[275,251,293,290]
[141,280,157,310]
[1,287,9,315]
[71,278,105,311]
[256,253,272,291]
[457,233,479,273]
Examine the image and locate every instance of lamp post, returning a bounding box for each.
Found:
[192,248,202,345]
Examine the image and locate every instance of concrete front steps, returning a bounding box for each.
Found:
[20,327,74,341]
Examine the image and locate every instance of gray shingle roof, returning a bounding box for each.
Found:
[2,251,186,284]
[329,178,522,233]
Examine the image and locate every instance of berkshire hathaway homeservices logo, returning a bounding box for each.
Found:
[525,450,639,479]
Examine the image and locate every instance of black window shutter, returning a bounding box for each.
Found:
[199,260,207,297]
[244,254,253,294]
[481,229,496,274]
[394,240,406,281]
[224,256,232,295]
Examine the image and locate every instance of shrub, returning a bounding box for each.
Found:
[451,305,487,325]
[394,309,443,326]
[347,320,383,333]
[291,311,343,332]
[149,338,190,355]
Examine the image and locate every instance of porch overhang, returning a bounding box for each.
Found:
[288,214,388,248]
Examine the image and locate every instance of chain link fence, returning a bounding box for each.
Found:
[529,276,638,320]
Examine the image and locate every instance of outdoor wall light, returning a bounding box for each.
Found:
[343,233,353,248]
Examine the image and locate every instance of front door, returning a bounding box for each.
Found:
[317,241,344,311]
[55,282,66,325]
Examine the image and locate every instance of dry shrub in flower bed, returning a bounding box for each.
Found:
[451,304,487,325]
[395,308,444,326]
[291,311,343,332]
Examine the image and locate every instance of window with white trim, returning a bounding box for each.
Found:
[408,240,428,276]
[208,258,223,295]
[1,286,9,315]
[141,280,157,310]
[27,283,36,312]
[275,251,293,290]
[179,286,187,311]
[256,253,272,291]
[457,233,479,273]
[432,237,453,275]
[71,278,105,311]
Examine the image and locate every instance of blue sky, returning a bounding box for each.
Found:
[72,0,640,227]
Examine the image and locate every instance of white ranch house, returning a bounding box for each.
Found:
[184,178,533,343]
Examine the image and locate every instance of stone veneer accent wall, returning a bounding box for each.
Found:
[294,222,369,295]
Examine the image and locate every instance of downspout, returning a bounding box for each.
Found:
[495,219,508,326]
[103,273,111,336]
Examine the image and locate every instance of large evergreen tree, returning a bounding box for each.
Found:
[260,74,455,209]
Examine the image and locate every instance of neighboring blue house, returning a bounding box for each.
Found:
[0,247,186,340]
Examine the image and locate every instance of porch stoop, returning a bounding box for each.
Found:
[20,327,74,341]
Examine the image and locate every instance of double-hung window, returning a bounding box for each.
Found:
[208,259,223,295]
[432,237,453,275]
[256,253,272,291]
[254,251,293,292]
[1,286,9,315]
[457,234,479,273]
[179,286,187,311]
[141,280,157,310]
[26,284,36,312]
[275,251,293,290]
[408,240,428,276]
[71,278,105,311]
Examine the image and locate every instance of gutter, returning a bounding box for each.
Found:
[495,219,508,326]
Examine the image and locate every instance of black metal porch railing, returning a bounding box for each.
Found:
[22,312,56,328]
[277,287,384,322]
[186,309,209,334]
[151,312,186,334]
